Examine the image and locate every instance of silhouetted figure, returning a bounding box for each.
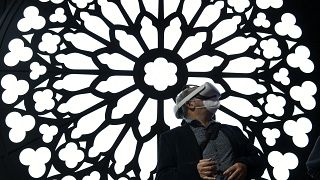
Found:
[156,82,266,180]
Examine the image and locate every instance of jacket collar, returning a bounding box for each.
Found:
[181,123,203,157]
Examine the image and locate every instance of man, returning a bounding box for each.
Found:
[156,82,266,180]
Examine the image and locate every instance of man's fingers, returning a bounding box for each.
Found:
[198,159,214,170]
[199,159,216,163]
[202,176,216,180]
[201,170,213,176]
[227,170,239,180]
[199,159,216,167]
[223,165,235,176]
[199,165,216,177]
[197,159,218,179]
[201,165,216,171]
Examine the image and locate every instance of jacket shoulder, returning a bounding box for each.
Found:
[159,125,188,139]
[219,124,248,141]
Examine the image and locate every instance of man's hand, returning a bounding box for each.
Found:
[197,159,217,180]
[223,162,247,180]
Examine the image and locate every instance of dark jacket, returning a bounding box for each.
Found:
[155,123,266,180]
[306,136,320,179]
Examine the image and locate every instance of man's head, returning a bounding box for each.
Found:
[174,82,221,120]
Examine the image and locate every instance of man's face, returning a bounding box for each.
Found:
[188,98,212,118]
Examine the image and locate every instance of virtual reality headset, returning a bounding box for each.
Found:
[173,82,221,118]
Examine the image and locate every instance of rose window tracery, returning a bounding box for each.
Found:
[0,0,318,179]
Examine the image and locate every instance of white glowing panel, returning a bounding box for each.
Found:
[0,0,317,179]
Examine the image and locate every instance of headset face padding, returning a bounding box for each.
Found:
[173,82,220,119]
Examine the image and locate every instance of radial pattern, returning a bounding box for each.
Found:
[0,0,318,179]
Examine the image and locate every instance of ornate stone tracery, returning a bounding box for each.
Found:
[0,0,318,179]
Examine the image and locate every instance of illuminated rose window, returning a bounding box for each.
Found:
[0,0,318,179]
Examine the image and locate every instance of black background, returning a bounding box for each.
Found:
[0,0,319,179]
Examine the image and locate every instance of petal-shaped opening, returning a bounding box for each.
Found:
[17,6,46,32]
[115,30,144,57]
[64,32,106,52]
[224,78,267,95]
[228,0,250,13]
[19,148,35,166]
[289,82,317,111]
[80,12,110,41]
[215,110,243,130]
[138,136,157,179]
[6,112,35,143]
[164,17,182,50]
[40,124,58,143]
[71,105,107,139]
[253,13,270,28]
[144,58,177,91]
[96,76,135,93]
[114,128,137,174]
[220,96,262,117]
[4,38,33,67]
[211,16,242,44]
[58,142,84,169]
[286,46,314,73]
[284,118,312,148]
[88,124,125,158]
[293,134,309,148]
[216,36,256,55]
[275,13,301,39]
[20,147,51,178]
[57,93,104,114]
[138,98,157,136]
[164,99,182,129]
[140,16,158,50]
[187,55,223,72]
[33,89,55,112]
[55,53,98,70]
[97,53,134,71]
[182,0,201,24]
[83,171,100,179]
[223,57,264,73]
[265,94,286,117]
[142,0,159,18]
[268,152,298,180]
[98,0,128,26]
[262,128,280,146]
[121,0,140,23]
[164,0,180,19]
[297,117,312,139]
[61,176,76,180]
[38,33,61,54]
[260,38,281,59]
[178,32,206,58]
[1,74,29,104]
[53,74,97,92]
[112,90,144,119]
[194,1,224,28]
